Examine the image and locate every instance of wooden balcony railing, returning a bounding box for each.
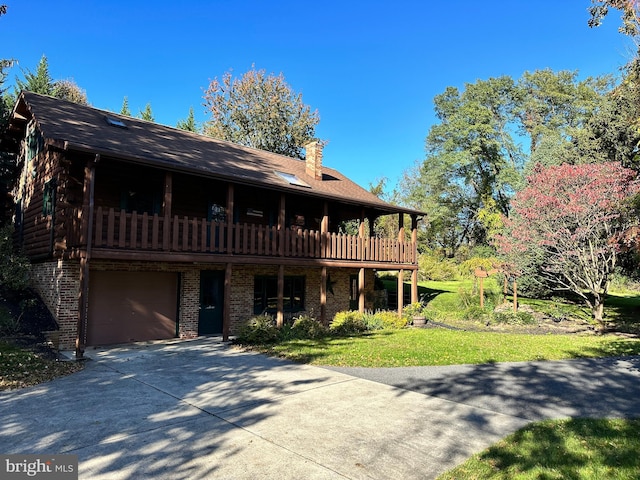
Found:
[66,207,417,264]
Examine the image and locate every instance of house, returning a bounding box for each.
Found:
[7,91,424,357]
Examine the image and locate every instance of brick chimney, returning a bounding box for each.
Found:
[305,140,323,181]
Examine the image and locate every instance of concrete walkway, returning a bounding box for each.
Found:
[0,338,639,479]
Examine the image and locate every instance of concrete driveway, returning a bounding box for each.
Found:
[1,338,639,479]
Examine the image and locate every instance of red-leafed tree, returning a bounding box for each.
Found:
[497,162,640,330]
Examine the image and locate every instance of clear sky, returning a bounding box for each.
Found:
[0,1,635,193]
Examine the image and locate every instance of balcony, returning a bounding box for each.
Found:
[66,207,417,266]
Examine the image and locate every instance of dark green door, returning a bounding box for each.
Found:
[199,270,224,335]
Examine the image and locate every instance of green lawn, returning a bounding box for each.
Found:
[250,328,640,367]
[437,418,640,480]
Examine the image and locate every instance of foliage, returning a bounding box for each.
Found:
[203,66,320,159]
[458,256,501,279]
[438,418,640,480]
[372,310,409,329]
[139,103,154,122]
[235,315,279,344]
[14,55,89,105]
[588,0,640,36]
[418,251,459,281]
[288,314,327,339]
[0,225,30,291]
[401,69,610,257]
[120,96,131,116]
[176,106,198,132]
[497,162,640,328]
[15,55,53,96]
[329,311,367,336]
[492,311,536,325]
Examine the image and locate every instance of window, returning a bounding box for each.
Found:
[275,171,311,188]
[254,276,305,314]
[42,179,56,217]
[26,121,43,161]
[104,116,128,128]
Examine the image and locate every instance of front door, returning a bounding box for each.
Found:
[199,270,224,335]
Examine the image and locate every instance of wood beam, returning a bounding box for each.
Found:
[358,267,365,313]
[320,266,327,326]
[278,193,286,256]
[226,184,234,254]
[223,263,232,341]
[277,264,284,328]
[397,269,404,317]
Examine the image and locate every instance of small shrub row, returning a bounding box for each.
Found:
[235,310,410,345]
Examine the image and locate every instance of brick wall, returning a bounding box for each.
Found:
[30,258,379,348]
[30,259,80,349]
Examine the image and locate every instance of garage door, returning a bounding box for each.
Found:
[87,271,178,346]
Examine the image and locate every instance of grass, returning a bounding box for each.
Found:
[437,418,640,480]
[0,340,83,391]
[246,328,640,367]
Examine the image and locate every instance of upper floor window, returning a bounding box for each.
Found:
[43,179,56,217]
[26,121,43,161]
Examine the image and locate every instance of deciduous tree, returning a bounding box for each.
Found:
[496,162,640,330]
[203,67,319,159]
[588,0,640,35]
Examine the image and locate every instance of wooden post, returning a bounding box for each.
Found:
[479,276,484,308]
[163,172,172,218]
[226,184,234,254]
[223,263,232,341]
[397,269,404,316]
[358,267,365,313]
[320,266,327,325]
[76,158,97,359]
[277,264,284,328]
[321,202,329,257]
[513,280,518,313]
[278,193,286,256]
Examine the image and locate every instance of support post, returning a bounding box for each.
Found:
[397,269,404,316]
[163,172,172,218]
[277,264,284,328]
[358,267,365,313]
[278,193,286,256]
[226,184,234,254]
[320,266,327,325]
[223,263,232,341]
[76,159,97,359]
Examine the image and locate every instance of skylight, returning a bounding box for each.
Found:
[104,116,128,128]
[275,171,311,188]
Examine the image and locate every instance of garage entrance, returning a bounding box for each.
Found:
[87,271,179,346]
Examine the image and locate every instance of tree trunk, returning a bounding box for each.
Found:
[591,299,606,333]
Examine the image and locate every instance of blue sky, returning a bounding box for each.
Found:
[0,1,634,193]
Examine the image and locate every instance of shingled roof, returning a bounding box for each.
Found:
[13,91,423,216]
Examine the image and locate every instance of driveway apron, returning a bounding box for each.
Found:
[2,339,637,479]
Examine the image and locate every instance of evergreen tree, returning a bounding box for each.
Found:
[139,103,154,122]
[15,55,53,96]
[120,96,131,116]
[176,107,198,132]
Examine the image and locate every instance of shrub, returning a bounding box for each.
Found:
[289,314,327,339]
[493,311,536,325]
[330,311,367,336]
[458,256,501,279]
[418,252,458,281]
[235,315,279,344]
[375,310,408,329]
[0,225,30,292]
[463,305,491,322]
